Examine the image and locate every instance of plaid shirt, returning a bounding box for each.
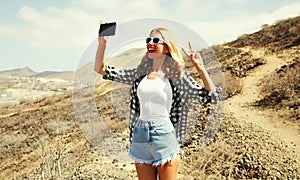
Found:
[102,65,221,143]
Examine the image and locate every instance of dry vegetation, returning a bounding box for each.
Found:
[0,16,300,179]
[255,55,300,121]
[226,16,300,51]
[182,115,300,179]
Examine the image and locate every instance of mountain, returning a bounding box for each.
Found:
[34,71,74,81]
[0,67,74,81]
[107,47,147,67]
[73,47,146,83]
[0,67,36,77]
[0,47,146,83]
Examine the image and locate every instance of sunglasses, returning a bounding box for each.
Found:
[146,37,165,44]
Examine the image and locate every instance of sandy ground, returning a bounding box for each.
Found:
[227,48,300,153]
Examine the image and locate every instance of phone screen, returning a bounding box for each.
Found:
[99,22,117,36]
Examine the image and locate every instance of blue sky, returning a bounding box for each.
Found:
[0,0,299,72]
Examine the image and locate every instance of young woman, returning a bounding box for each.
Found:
[94,26,220,180]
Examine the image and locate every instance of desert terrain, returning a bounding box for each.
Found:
[0,16,300,179]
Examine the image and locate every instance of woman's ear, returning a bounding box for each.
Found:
[164,45,170,53]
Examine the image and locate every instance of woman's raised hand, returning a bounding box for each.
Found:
[182,42,204,67]
[98,20,108,43]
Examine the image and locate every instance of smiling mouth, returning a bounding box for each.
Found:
[147,47,156,53]
[148,50,156,53]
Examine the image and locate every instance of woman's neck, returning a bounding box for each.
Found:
[151,56,166,73]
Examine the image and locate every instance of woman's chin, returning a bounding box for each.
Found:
[147,53,154,59]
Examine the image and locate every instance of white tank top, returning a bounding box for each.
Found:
[137,74,172,121]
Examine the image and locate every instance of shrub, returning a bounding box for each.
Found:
[254,58,300,120]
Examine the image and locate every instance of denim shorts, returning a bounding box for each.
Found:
[129,118,183,166]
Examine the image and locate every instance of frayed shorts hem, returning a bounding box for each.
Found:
[129,149,183,167]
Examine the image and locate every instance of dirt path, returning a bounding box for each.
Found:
[226,48,300,153]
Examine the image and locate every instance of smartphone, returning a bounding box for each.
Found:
[99,22,117,36]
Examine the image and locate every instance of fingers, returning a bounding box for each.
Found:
[194,53,200,59]
[99,20,108,24]
[98,20,108,40]
[181,47,190,57]
[182,41,194,57]
[188,41,193,53]
[183,42,201,61]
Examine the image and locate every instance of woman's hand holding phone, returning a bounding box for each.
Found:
[95,20,115,75]
[99,21,116,37]
[98,21,108,43]
[98,21,116,44]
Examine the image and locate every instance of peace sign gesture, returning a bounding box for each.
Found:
[181,42,216,92]
[182,42,204,67]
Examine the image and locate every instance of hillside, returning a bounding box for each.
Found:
[225,16,300,50]
[34,71,74,81]
[0,67,73,105]
[73,47,146,84]
[0,67,74,81]
[0,16,300,179]
[0,67,36,77]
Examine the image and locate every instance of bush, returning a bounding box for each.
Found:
[254,58,300,120]
[223,71,243,98]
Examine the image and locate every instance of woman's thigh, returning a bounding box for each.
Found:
[156,155,180,180]
[135,163,158,180]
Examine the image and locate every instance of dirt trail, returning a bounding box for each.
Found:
[226,48,300,153]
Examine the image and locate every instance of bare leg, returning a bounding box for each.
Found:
[157,156,180,180]
[135,163,158,180]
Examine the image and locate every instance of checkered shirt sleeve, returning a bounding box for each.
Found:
[183,71,221,104]
[102,65,137,85]
[173,71,222,142]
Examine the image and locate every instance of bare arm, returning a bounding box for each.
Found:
[182,42,216,92]
[193,61,216,92]
[94,35,138,85]
[94,37,107,75]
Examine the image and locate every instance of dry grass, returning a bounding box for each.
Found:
[181,114,300,179]
[182,141,240,179]
[255,58,300,121]
[226,16,300,50]
[0,133,27,146]
[33,142,67,179]
[45,119,74,135]
[223,71,243,99]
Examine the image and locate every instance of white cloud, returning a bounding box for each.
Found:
[186,2,300,45]
[71,0,168,21]
[262,2,300,23]
[174,0,219,18]
[71,0,122,10]
[14,6,99,48]
[0,0,169,49]
[0,0,299,49]
[0,25,19,38]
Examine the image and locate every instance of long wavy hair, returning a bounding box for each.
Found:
[136,28,185,84]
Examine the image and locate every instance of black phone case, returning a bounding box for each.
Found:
[99,22,116,36]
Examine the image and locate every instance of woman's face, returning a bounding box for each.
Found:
[146,31,169,60]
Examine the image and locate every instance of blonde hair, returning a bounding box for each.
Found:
[136,28,185,84]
